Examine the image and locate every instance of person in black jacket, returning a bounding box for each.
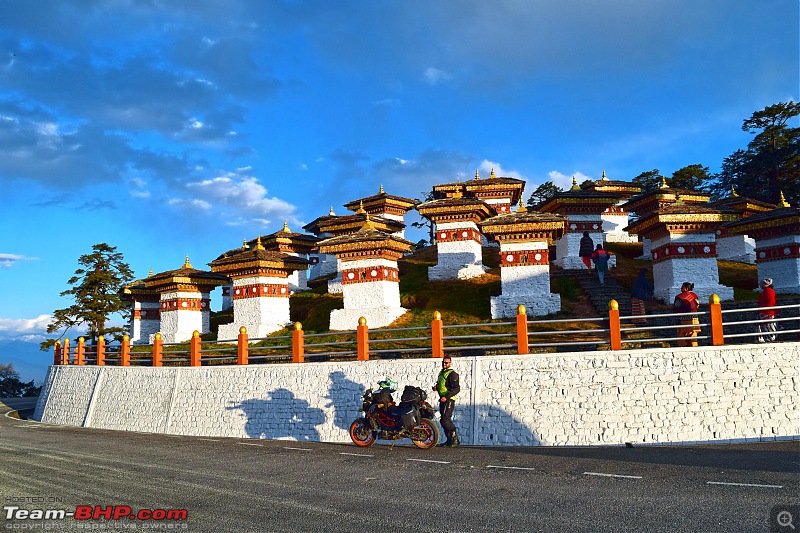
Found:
[578,232,594,270]
[433,356,461,447]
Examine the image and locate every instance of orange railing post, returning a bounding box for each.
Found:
[63,338,70,365]
[96,336,105,366]
[152,333,163,367]
[190,330,202,366]
[120,335,130,366]
[54,341,62,365]
[709,294,724,346]
[431,311,444,358]
[76,337,86,366]
[356,317,369,361]
[516,305,529,355]
[292,323,304,363]
[237,327,249,365]
[608,300,622,351]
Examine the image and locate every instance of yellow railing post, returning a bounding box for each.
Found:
[96,336,105,366]
[63,338,70,365]
[608,300,622,351]
[357,317,369,361]
[120,335,130,366]
[54,341,62,365]
[431,311,444,358]
[516,305,529,355]
[237,326,249,365]
[190,331,202,366]
[76,337,86,365]
[292,323,304,363]
[708,294,724,346]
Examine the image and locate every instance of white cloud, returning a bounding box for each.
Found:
[0,315,52,335]
[0,253,38,268]
[424,67,451,85]
[478,160,526,181]
[547,170,592,190]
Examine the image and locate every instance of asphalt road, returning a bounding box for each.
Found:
[1,400,798,532]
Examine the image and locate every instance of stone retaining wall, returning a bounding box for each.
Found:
[34,343,799,446]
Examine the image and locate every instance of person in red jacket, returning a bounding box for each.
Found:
[757,278,777,342]
[673,282,700,347]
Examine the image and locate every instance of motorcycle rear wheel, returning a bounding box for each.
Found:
[410,418,440,449]
[349,418,376,447]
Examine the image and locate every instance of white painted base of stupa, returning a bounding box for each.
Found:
[757,259,800,294]
[329,306,407,330]
[635,238,652,260]
[602,214,637,243]
[218,321,288,340]
[149,310,210,344]
[131,318,159,345]
[605,231,638,243]
[655,283,734,305]
[653,256,734,303]
[288,270,309,292]
[491,294,561,319]
[717,235,756,264]
[309,254,338,280]
[554,230,614,270]
[428,263,488,280]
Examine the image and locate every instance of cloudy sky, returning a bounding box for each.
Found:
[0,0,797,380]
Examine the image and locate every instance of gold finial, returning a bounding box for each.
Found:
[360,215,375,231]
[709,294,720,305]
[183,255,193,269]
[239,326,247,335]
[490,168,496,179]
[601,170,608,181]
[329,206,335,216]
[517,198,527,213]
[452,189,463,199]
[517,304,527,315]
[779,191,790,207]
[570,176,580,191]
[282,220,290,233]
[294,322,303,331]
[242,238,249,250]
[475,169,480,180]
[358,316,367,326]
[730,185,738,197]
[608,300,619,311]
[660,176,669,188]
[356,200,366,214]
[379,183,384,194]
[255,236,265,251]
[433,311,441,321]
[148,267,153,277]
[674,191,684,205]
[192,330,200,338]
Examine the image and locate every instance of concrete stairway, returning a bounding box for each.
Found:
[552,267,633,316]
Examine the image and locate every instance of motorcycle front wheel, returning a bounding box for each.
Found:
[349,418,376,447]
[410,418,440,449]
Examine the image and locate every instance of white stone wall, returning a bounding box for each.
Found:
[651,234,734,303]
[131,301,160,345]
[716,235,756,264]
[153,291,211,343]
[429,222,487,280]
[755,235,800,295]
[34,342,800,447]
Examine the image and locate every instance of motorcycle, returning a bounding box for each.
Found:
[349,384,440,449]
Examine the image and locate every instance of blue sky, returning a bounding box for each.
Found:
[0,0,797,382]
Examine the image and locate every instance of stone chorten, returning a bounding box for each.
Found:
[625,198,738,303]
[253,221,319,292]
[122,273,160,345]
[621,178,711,259]
[538,177,620,269]
[342,185,420,238]
[316,217,414,330]
[479,204,567,318]
[209,239,310,340]
[433,168,525,214]
[710,187,776,264]
[144,257,228,343]
[581,171,642,243]
[303,207,340,280]
[724,195,799,294]
[416,195,495,280]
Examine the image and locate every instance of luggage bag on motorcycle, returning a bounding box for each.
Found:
[400,385,426,405]
[397,401,421,429]
[372,388,393,406]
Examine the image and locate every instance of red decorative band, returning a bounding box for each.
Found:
[756,243,800,263]
[436,228,482,243]
[160,299,210,311]
[232,284,290,299]
[566,221,604,233]
[651,243,716,263]
[492,203,513,213]
[133,309,161,320]
[341,266,399,284]
[499,249,550,267]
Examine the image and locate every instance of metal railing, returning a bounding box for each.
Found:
[54,298,800,367]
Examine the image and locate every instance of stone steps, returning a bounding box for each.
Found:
[552,267,633,316]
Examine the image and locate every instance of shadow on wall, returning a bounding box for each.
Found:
[228,388,326,441]
[471,406,543,447]
[325,371,366,433]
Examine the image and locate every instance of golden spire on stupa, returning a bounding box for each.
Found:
[570,176,580,191]
[660,176,669,189]
[148,267,153,277]
[379,184,385,194]
[730,185,738,197]
[254,236,265,251]
[779,191,791,208]
[282,220,290,233]
[242,238,249,250]
[674,191,684,205]
[183,255,193,269]
[355,200,367,214]
[329,206,335,216]
[517,198,527,213]
[601,170,608,181]
[475,169,480,180]
[490,168,496,179]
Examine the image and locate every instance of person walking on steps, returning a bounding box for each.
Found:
[433,356,461,447]
[757,278,778,343]
[579,231,594,270]
[591,243,610,285]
